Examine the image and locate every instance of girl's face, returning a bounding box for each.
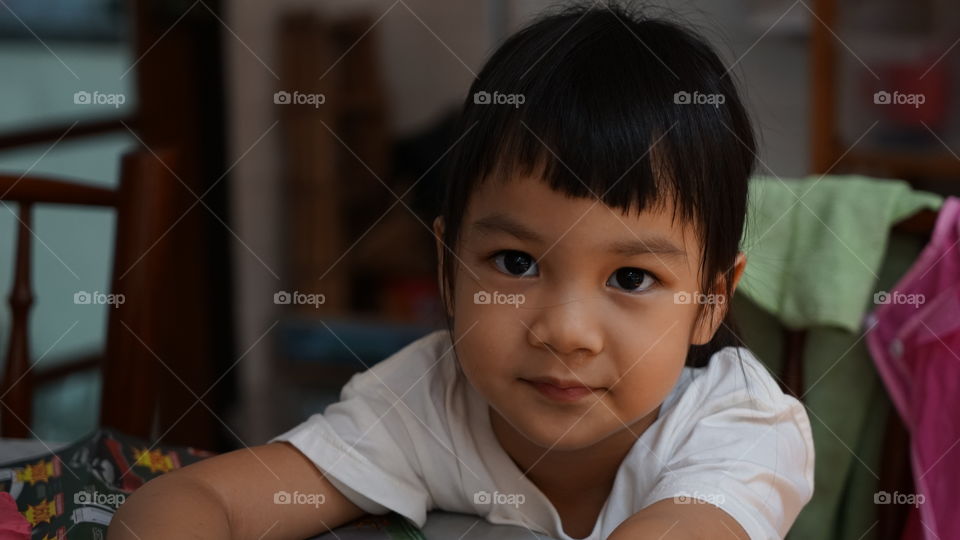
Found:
[434,174,745,451]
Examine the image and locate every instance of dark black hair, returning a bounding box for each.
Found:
[437,1,756,369]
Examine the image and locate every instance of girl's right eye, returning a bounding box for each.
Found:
[490,250,539,277]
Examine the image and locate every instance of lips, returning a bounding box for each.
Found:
[521,376,605,403]
[526,376,597,389]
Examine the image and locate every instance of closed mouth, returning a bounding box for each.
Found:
[519,377,606,402]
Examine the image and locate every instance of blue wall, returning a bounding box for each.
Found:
[0,42,137,442]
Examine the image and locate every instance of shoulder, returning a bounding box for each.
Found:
[271,328,459,466]
[326,329,463,455]
[340,329,456,406]
[669,346,802,419]
[639,346,815,539]
[668,346,814,467]
[267,330,459,526]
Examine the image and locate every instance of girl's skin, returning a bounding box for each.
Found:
[109,174,750,539]
[434,172,748,538]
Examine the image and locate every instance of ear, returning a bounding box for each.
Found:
[690,252,747,345]
[432,216,453,317]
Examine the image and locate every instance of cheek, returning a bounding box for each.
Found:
[606,291,702,347]
[612,344,686,406]
[450,291,519,391]
[604,304,695,412]
[451,265,526,339]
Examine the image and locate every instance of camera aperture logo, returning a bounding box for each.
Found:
[274,290,326,308]
[473,490,525,509]
[73,90,126,108]
[74,290,125,308]
[673,490,725,506]
[473,290,525,308]
[874,490,924,508]
[74,489,126,508]
[473,90,525,109]
[873,90,925,109]
[273,490,326,508]
[673,291,725,305]
[873,290,924,309]
[673,90,725,108]
[274,90,326,108]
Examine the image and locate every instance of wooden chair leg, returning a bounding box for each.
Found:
[877,407,913,540]
[780,328,807,399]
[1,203,35,438]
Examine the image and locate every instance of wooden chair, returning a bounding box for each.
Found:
[0,149,179,440]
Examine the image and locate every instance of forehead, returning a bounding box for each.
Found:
[464,175,700,267]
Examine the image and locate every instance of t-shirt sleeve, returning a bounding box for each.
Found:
[641,349,815,540]
[268,373,433,527]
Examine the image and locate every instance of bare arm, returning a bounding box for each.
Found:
[108,441,367,540]
[607,498,750,540]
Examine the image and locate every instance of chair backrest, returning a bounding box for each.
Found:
[0,149,179,440]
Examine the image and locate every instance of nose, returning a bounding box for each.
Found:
[525,292,603,362]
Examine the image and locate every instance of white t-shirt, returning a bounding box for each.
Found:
[269,330,815,540]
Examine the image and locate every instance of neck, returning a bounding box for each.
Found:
[490,405,661,500]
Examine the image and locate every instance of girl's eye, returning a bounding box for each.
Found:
[606,267,657,293]
[491,250,539,277]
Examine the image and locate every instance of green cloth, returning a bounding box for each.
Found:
[734,175,943,539]
[740,175,942,332]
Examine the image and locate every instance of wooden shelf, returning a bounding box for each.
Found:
[810,0,959,187]
[840,147,960,179]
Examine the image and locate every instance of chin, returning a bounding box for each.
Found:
[512,413,611,451]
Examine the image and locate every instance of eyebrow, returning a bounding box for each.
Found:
[470,212,688,261]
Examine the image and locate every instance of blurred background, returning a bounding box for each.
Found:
[0,0,959,531]
[0,0,960,538]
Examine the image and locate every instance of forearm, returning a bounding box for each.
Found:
[107,472,232,540]
[608,499,749,539]
[608,513,691,539]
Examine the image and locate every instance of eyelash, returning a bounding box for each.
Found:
[485,249,661,293]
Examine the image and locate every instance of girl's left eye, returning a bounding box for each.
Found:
[491,250,539,277]
[606,267,658,293]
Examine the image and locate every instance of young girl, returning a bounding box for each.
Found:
[110,3,814,539]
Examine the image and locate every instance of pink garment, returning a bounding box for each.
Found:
[0,492,30,540]
[866,196,960,540]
